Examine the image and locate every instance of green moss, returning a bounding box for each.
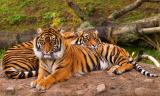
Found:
[0,0,159,32]
[0,49,5,59]
[7,15,26,25]
[123,46,160,65]
[108,0,124,10]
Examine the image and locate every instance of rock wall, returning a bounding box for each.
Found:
[0,29,36,49]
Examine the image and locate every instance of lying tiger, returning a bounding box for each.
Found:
[2,41,39,79]
[73,29,158,77]
[31,28,158,90]
[2,29,78,79]
[30,28,109,90]
[3,27,158,80]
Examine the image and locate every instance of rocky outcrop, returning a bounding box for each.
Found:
[0,29,36,49]
[0,63,159,96]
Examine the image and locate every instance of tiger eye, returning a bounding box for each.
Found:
[83,34,89,39]
[38,39,44,44]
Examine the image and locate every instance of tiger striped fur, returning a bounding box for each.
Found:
[74,29,158,77]
[31,28,108,90]
[2,41,39,79]
[2,29,78,79]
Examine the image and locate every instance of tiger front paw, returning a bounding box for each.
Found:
[31,80,38,88]
[36,80,52,90]
[31,78,44,88]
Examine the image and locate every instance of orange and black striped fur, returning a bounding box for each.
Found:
[2,29,78,79]
[31,28,108,90]
[74,30,158,77]
[2,41,39,79]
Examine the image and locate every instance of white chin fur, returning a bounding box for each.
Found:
[34,47,52,59]
[33,44,65,60]
[43,55,51,59]
[33,46,43,59]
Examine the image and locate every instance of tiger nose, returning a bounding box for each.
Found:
[43,51,50,55]
[90,40,97,46]
[91,44,98,49]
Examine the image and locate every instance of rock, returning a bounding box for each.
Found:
[28,90,42,96]
[17,84,25,90]
[144,79,153,83]
[151,66,156,69]
[6,86,15,95]
[111,77,116,80]
[76,89,86,95]
[134,87,155,96]
[96,84,106,93]
[110,86,116,89]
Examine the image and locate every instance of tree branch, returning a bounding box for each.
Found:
[112,14,160,35]
[108,0,160,20]
[141,54,160,67]
[65,0,89,21]
[139,27,160,34]
[108,0,143,20]
[96,15,160,49]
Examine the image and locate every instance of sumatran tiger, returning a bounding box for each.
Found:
[2,41,39,79]
[30,28,109,90]
[2,29,78,79]
[73,29,158,77]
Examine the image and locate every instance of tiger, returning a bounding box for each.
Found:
[2,41,39,79]
[73,29,158,77]
[2,28,78,79]
[30,28,109,90]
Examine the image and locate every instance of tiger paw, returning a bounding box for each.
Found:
[31,78,44,88]
[31,80,38,88]
[36,80,52,90]
[114,69,124,75]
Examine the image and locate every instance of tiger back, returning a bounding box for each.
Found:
[74,30,158,77]
[2,41,39,79]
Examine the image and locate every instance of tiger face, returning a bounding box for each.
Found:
[73,29,101,48]
[33,28,65,60]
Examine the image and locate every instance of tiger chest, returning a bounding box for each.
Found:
[41,60,58,74]
[99,57,111,70]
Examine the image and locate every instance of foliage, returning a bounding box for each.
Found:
[0,0,159,32]
[86,4,95,16]
[7,15,26,25]
[124,46,160,65]
[0,49,5,59]
[43,12,55,21]
[51,12,66,28]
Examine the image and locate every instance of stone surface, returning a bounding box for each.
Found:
[96,84,106,93]
[144,79,154,83]
[134,87,158,96]
[0,63,160,96]
[6,86,15,95]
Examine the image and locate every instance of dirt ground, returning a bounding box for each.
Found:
[0,63,160,96]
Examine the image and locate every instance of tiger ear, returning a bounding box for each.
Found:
[77,30,83,36]
[59,29,65,36]
[95,30,98,34]
[37,28,43,34]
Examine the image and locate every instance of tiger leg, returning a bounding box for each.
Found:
[107,65,120,75]
[36,68,71,90]
[31,67,46,88]
[114,63,133,75]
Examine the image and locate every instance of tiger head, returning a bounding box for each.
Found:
[72,29,101,48]
[33,28,65,60]
[61,31,78,44]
